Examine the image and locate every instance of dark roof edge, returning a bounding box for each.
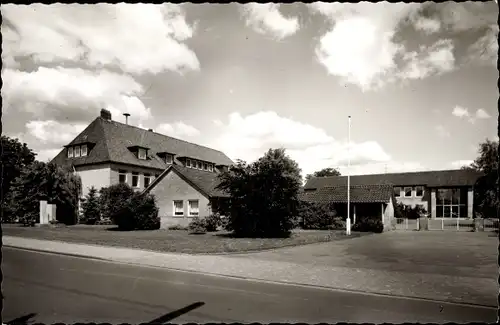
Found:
[73,160,165,171]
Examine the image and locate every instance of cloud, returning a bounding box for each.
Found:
[450,160,473,169]
[2,67,152,125]
[156,122,200,138]
[413,16,441,34]
[337,161,427,176]
[37,149,63,163]
[435,125,451,138]
[210,111,400,177]
[26,120,87,145]
[475,109,491,119]
[466,24,498,66]
[452,106,470,118]
[452,106,491,123]
[1,3,199,75]
[240,3,300,40]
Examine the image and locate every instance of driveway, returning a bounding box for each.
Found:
[228,231,498,279]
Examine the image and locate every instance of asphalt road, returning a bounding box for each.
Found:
[2,247,496,324]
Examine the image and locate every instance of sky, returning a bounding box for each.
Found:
[2,2,498,177]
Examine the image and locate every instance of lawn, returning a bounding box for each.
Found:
[1,224,363,254]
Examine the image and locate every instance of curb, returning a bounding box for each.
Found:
[5,245,497,310]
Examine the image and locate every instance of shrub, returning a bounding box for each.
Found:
[80,186,101,225]
[188,217,207,234]
[96,218,113,226]
[168,224,188,231]
[395,203,427,219]
[205,214,222,232]
[99,183,134,221]
[298,201,338,230]
[352,218,384,233]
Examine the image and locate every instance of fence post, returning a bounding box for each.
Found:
[441,218,444,230]
[405,218,408,230]
[417,218,420,231]
[456,217,459,231]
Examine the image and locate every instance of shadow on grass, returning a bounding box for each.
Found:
[215,231,292,239]
[146,302,205,324]
[6,312,37,325]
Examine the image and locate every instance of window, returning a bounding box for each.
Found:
[188,200,199,216]
[415,186,424,197]
[173,200,184,216]
[132,172,139,187]
[394,187,401,197]
[68,147,74,158]
[197,161,202,169]
[404,187,412,197]
[138,148,147,160]
[208,164,213,172]
[74,146,81,158]
[81,144,88,157]
[118,170,127,184]
[435,188,467,218]
[165,154,173,164]
[186,159,191,168]
[203,163,208,170]
[144,173,151,188]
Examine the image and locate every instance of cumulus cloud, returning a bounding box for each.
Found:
[26,120,87,145]
[452,106,491,123]
[413,16,441,34]
[209,111,413,177]
[156,122,200,138]
[240,3,300,40]
[466,24,498,66]
[2,67,152,125]
[37,149,63,163]
[1,4,199,75]
[475,109,491,119]
[450,160,473,169]
[452,106,470,118]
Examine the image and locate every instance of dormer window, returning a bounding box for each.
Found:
[138,148,147,160]
[68,147,74,158]
[81,144,88,157]
[165,154,173,164]
[197,161,202,169]
[74,146,81,157]
[203,163,208,171]
[186,159,191,168]
[208,164,213,172]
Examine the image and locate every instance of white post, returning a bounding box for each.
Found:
[456,216,459,231]
[441,218,444,231]
[353,205,356,224]
[405,217,408,230]
[417,218,420,231]
[346,115,351,235]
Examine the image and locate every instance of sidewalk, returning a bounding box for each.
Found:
[3,236,497,307]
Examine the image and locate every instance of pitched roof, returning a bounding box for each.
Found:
[145,164,229,198]
[299,185,394,204]
[51,117,234,169]
[304,169,483,190]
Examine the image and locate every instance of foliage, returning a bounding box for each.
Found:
[80,186,101,225]
[305,167,341,183]
[352,217,384,233]
[101,184,160,231]
[394,203,427,220]
[188,217,207,234]
[0,136,36,205]
[96,218,113,226]
[297,201,339,230]
[168,224,188,231]
[216,148,302,238]
[205,214,222,232]
[464,139,499,218]
[5,161,82,225]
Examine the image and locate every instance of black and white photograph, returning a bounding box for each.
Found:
[1,2,498,324]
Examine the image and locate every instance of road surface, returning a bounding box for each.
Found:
[2,247,496,324]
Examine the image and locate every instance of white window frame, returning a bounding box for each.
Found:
[208,164,213,172]
[81,144,88,157]
[188,200,199,217]
[165,154,173,164]
[118,170,127,184]
[144,173,151,188]
[415,186,424,197]
[186,159,191,168]
[68,147,74,158]
[138,148,147,160]
[394,186,401,197]
[403,187,413,197]
[203,163,208,171]
[74,146,81,158]
[173,200,184,216]
[132,172,139,188]
[197,161,202,169]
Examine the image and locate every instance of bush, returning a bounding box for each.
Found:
[96,218,113,226]
[99,183,134,221]
[205,214,222,232]
[298,201,338,230]
[188,217,207,234]
[168,224,188,231]
[352,218,384,233]
[80,186,101,225]
[395,203,427,219]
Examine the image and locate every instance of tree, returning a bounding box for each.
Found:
[305,167,341,183]
[6,161,82,224]
[80,186,100,225]
[465,139,499,218]
[0,136,36,203]
[216,148,302,237]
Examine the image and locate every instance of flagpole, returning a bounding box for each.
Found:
[346,116,351,235]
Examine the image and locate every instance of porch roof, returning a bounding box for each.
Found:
[299,184,393,204]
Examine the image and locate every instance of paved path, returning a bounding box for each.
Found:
[3,236,497,307]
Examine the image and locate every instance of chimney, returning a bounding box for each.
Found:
[100,109,112,120]
[123,113,130,125]
[148,129,153,132]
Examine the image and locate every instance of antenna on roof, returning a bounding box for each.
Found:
[123,113,130,125]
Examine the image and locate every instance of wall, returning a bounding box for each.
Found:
[149,170,210,228]
[76,164,112,197]
[109,163,163,192]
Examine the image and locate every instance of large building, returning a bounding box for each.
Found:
[51,109,234,227]
[303,169,484,220]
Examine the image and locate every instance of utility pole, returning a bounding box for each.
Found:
[346,116,352,236]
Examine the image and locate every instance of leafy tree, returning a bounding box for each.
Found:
[80,186,100,225]
[305,167,341,183]
[0,136,36,205]
[6,161,82,224]
[216,148,302,237]
[464,139,499,218]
